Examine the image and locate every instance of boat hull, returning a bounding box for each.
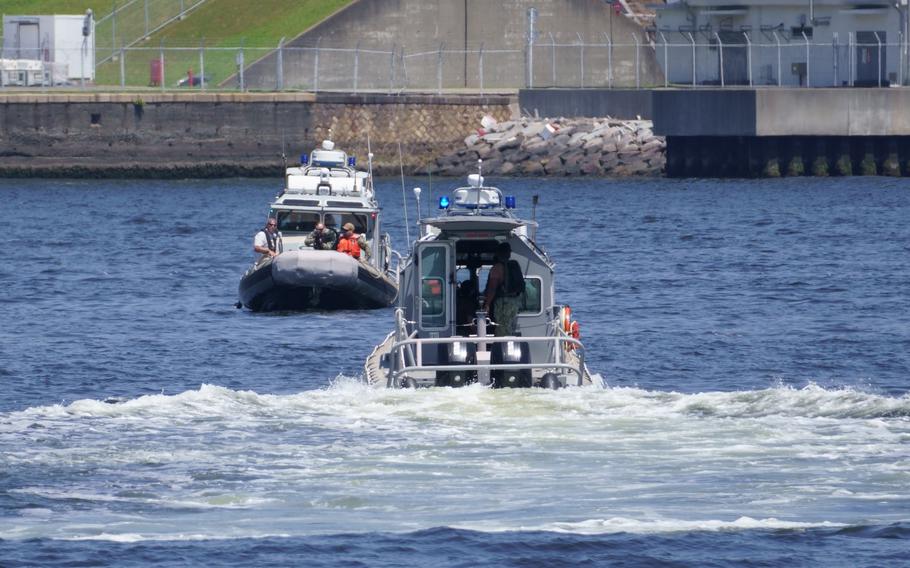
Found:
[239,250,397,312]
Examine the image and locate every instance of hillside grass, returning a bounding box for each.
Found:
[95,0,354,87]
[152,0,353,47]
[0,1,110,16]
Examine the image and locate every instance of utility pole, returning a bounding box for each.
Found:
[527,7,537,88]
[607,0,614,79]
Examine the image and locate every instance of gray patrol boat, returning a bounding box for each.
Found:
[239,141,398,311]
[365,173,592,388]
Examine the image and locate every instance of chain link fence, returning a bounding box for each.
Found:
[1,33,907,91]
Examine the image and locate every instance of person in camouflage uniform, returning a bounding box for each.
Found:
[305,223,336,250]
[336,222,371,261]
[483,242,522,336]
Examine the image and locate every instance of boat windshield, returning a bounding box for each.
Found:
[323,212,372,235]
[272,211,372,235]
[275,210,320,234]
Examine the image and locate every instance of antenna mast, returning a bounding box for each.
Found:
[366,132,375,196]
[473,159,483,215]
[398,141,411,248]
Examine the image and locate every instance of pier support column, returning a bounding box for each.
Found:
[835,139,853,176]
[700,139,717,176]
[746,137,762,177]
[810,138,829,176]
[786,139,805,176]
[882,140,901,177]
[859,140,878,176]
[716,137,740,177]
[666,137,684,177]
[762,138,780,178]
[683,139,699,177]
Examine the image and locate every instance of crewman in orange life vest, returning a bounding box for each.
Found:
[336,222,370,261]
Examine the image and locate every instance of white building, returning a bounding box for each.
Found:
[654,0,907,87]
[2,14,94,83]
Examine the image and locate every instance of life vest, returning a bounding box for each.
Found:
[336,234,361,259]
[263,229,278,252]
[496,259,524,298]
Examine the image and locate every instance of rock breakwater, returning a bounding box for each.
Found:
[428,117,666,177]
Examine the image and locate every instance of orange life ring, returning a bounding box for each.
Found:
[559,305,572,333]
[570,320,580,340]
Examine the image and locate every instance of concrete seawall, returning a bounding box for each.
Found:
[0,92,515,178]
[7,88,903,179]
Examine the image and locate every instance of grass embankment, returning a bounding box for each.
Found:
[0,1,110,15]
[95,0,354,87]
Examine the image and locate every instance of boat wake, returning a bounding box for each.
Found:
[3,379,907,543]
[458,515,846,535]
[5,379,909,424]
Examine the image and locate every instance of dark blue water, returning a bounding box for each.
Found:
[1,176,908,566]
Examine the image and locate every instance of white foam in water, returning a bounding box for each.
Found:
[1,382,908,541]
[458,516,846,535]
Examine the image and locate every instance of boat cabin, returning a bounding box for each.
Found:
[388,175,582,387]
[365,173,587,388]
[269,140,392,269]
[283,140,369,196]
[269,140,386,262]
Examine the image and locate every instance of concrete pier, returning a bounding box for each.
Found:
[654,89,910,178]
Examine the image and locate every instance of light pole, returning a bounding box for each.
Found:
[607,0,614,86]
[81,9,93,89]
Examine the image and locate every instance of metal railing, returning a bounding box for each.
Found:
[655,31,907,88]
[383,309,587,388]
[387,335,587,387]
[1,34,907,91]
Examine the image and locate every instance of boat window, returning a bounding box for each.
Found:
[330,212,371,234]
[420,246,448,329]
[276,210,320,233]
[519,277,542,314]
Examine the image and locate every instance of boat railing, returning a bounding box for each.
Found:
[386,330,586,388]
[386,246,404,278]
[392,309,421,374]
